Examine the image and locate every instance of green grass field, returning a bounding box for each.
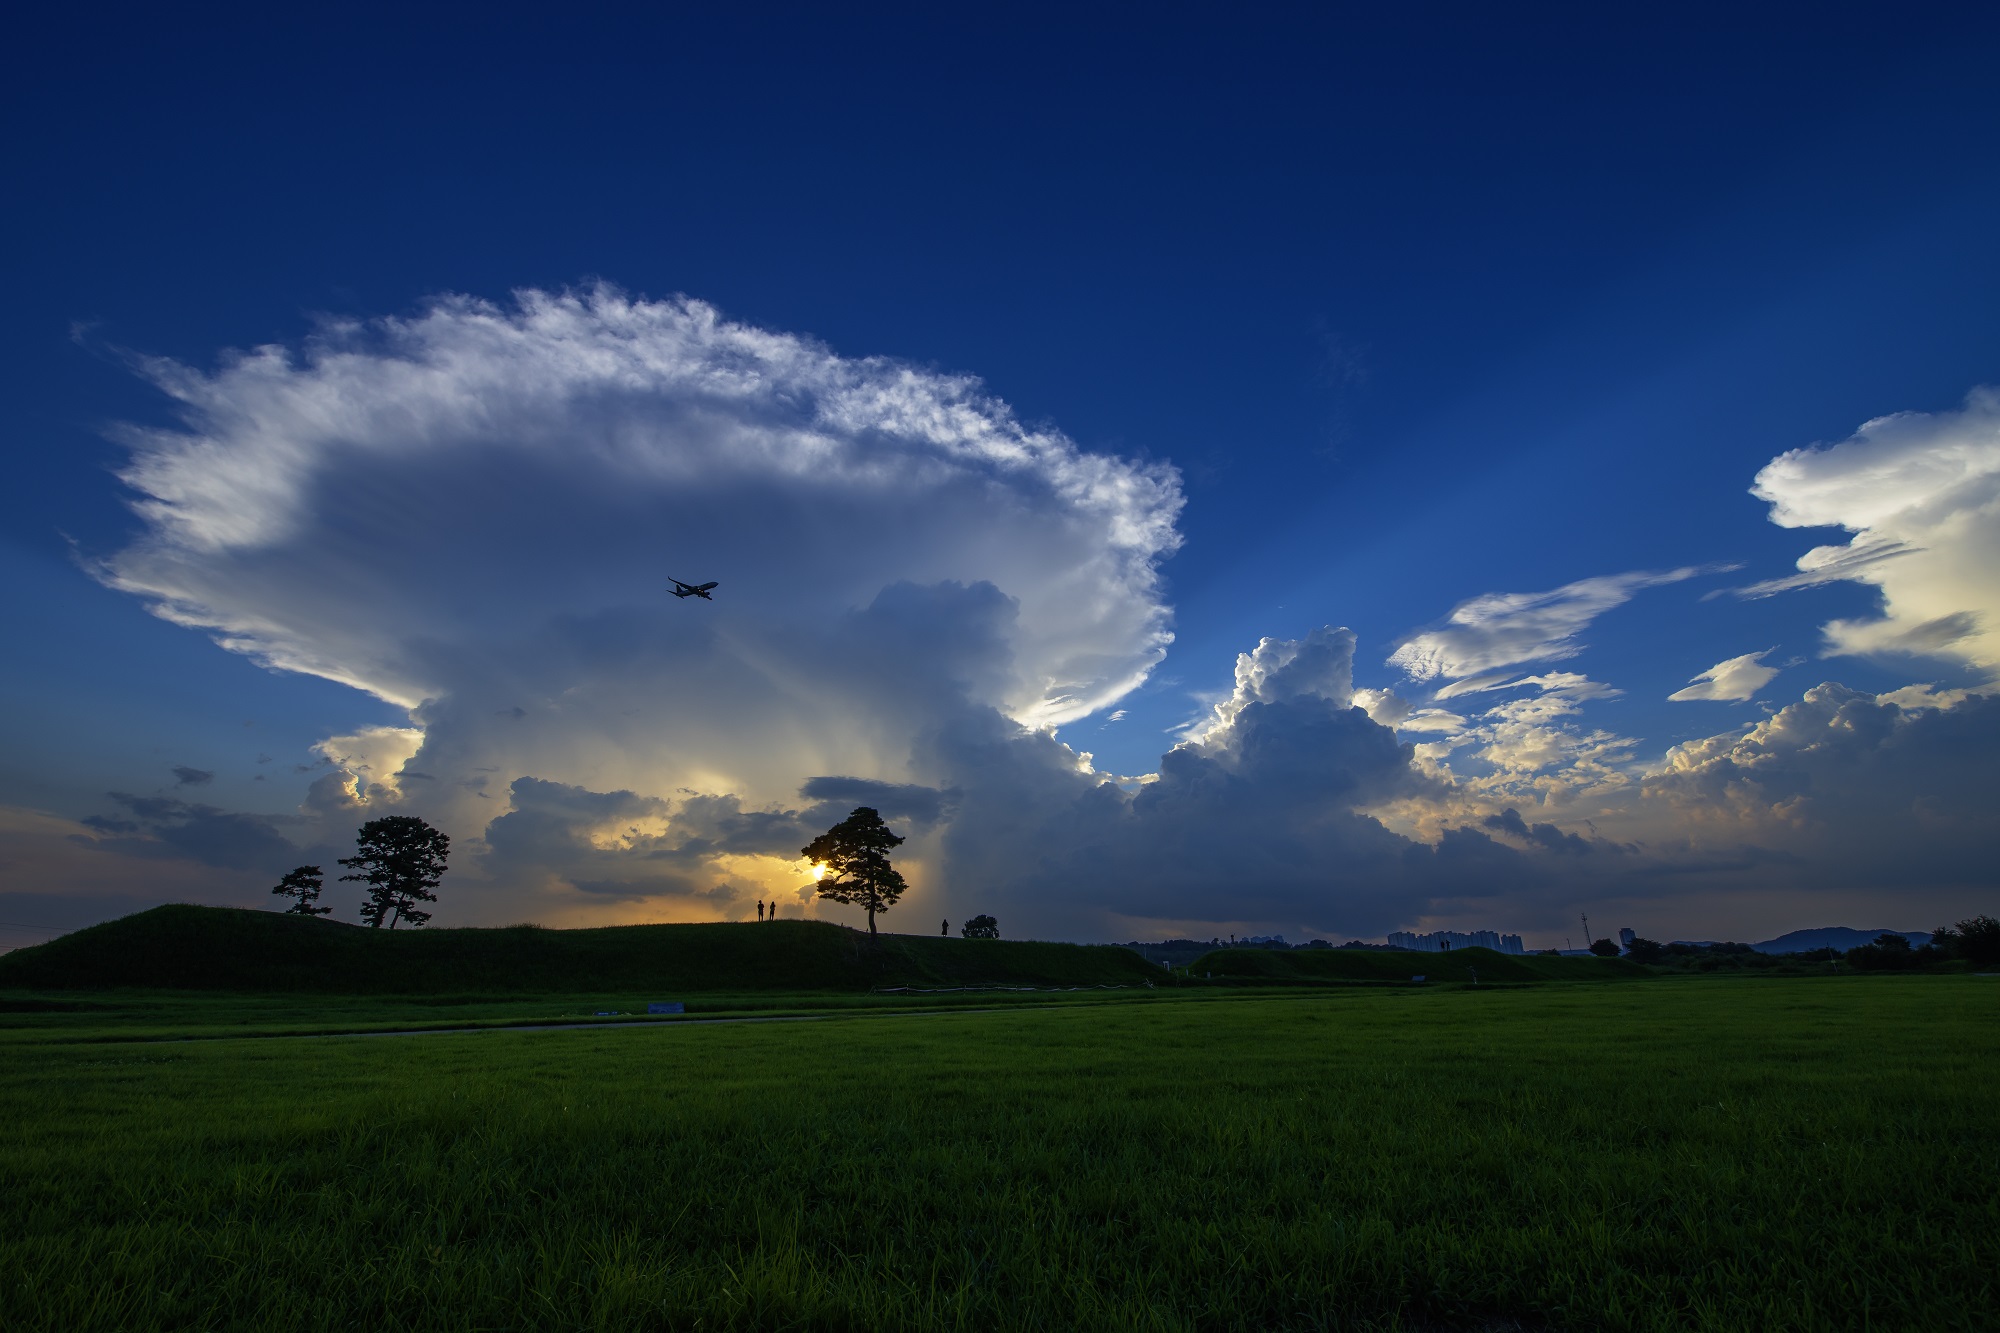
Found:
[3,975,1992,1331]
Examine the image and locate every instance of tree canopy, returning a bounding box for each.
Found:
[270,865,330,917]
[339,816,450,929]
[1931,915,2000,967]
[801,807,906,935]
[961,914,999,939]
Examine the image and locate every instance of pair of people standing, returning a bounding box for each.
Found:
[755,899,779,922]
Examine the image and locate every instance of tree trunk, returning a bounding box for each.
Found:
[867,905,876,934]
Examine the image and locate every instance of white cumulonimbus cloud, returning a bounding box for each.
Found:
[1667,650,1779,703]
[95,288,1183,916]
[1741,387,2000,678]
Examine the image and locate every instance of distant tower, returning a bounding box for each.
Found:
[1580,912,1591,948]
[1619,927,1636,949]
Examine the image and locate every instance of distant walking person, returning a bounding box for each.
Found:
[756,900,765,922]
[942,919,949,936]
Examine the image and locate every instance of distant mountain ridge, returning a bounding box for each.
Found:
[1749,927,1932,955]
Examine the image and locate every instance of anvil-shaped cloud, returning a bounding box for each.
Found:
[97,289,1182,914]
[106,289,1181,727]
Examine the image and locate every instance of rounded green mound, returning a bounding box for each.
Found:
[1188,945,1648,984]
[0,905,1162,994]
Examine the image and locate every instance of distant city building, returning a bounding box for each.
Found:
[1618,927,1636,948]
[1387,929,1525,955]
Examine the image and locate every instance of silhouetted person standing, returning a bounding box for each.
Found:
[756,900,764,922]
[941,919,948,936]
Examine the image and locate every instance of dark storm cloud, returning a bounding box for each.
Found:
[568,876,724,901]
[798,777,957,828]
[480,777,821,899]
[482,778,667,868]
[922,627,1459,936]
[1480,808,1603,855]
[1644,685,2000,886]
[478,771,956,898]
[649,794,819,863]
[75,792,302,873]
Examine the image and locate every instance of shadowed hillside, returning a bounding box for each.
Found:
[1189,945,1648,984]
[0,905,1164,994]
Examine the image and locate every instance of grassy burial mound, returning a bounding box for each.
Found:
[0,905,1163,995]
[1189,944,1649,984]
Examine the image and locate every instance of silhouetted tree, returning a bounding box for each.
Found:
[1846,933,1921,971]
[1945,915,2000,967]
[1588,938,1620,957]
[339,816,449,929]
[1623,937,1666,964]
[801,807,905,935]
[961,914,1000,939]
[271,865,330,916]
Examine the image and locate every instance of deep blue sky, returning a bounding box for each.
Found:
[5,4,1998,942]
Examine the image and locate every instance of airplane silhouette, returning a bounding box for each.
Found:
[669,578,719,600]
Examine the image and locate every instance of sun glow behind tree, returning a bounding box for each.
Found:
[801,807,907,936]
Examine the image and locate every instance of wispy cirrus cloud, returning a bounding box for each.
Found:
[1388,568,1708,685]
[1668,650,1779,703]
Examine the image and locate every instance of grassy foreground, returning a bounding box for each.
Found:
[3,976,1993,1331]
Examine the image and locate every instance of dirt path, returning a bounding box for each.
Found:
[327,1006,1013,1039]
